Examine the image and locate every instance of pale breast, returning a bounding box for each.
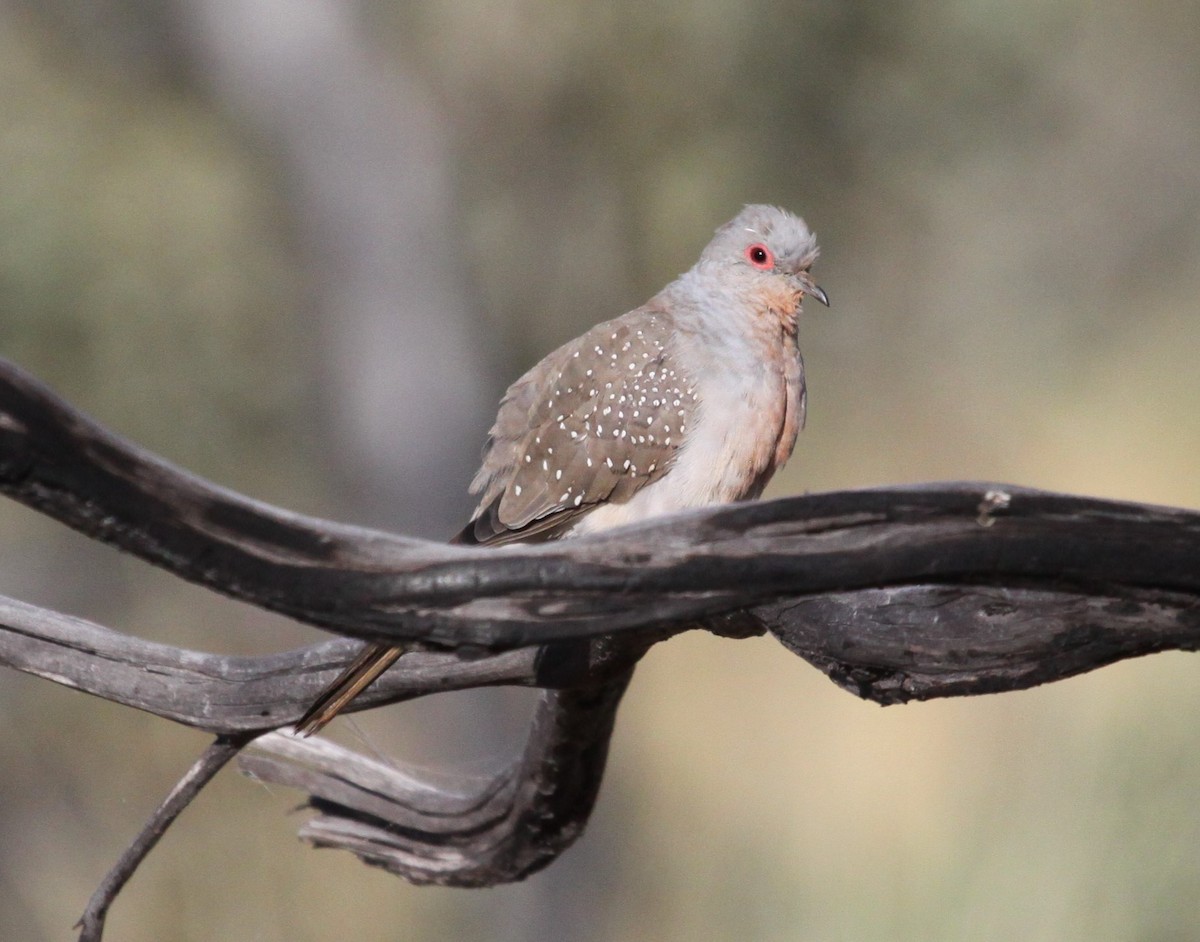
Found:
[572,334,804,534]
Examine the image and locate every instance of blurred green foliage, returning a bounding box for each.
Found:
[1,2,1199,941]
[0,12,311,491]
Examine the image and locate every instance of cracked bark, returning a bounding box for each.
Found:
[2,356,1199,937]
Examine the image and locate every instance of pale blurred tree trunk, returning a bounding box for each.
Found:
[5,1,619,939]
[173,0,490,539]
[176,9,623,936]
[167,11,593,941]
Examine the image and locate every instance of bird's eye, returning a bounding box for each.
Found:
[745,243,774,270]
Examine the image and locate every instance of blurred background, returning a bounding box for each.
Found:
[1,0,1199,939]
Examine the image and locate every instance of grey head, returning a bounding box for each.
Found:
[688,204,827,309]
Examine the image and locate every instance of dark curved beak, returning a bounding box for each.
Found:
[799,274,830,307]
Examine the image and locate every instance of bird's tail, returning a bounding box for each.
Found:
[296,529,476,735]
[294,642,406,736]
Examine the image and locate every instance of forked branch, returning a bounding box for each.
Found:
[1,356,1199,937]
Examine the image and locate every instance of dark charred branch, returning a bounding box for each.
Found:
[242,667,636,887]
[3,357,1200,658]
[1,355,1199,937]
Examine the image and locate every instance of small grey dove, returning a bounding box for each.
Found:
[296,204,828,734]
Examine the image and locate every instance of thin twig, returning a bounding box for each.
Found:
[75,731,264,942]
[2,354,1200,918]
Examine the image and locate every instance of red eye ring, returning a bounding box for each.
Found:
[745,243,774,270]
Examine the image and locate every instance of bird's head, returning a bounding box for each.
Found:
[699,204,829,312]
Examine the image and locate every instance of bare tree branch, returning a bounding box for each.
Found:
[767,583,1200,702]
[3,353,1200,932]
[4,356,1200,653]
[0,594,551,732]
[75,732,261,942]
[242,665,636,887]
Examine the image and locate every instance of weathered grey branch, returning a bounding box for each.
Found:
[76,732,261,942]
[4,356,1200,657]
[0,594,553,733]
[242,664,636,887]
[2,354,1200,935]
[767,583,1200,703]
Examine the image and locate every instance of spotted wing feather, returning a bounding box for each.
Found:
[455,307,695,546]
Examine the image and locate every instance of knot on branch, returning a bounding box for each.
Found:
[3,356,1200,939]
